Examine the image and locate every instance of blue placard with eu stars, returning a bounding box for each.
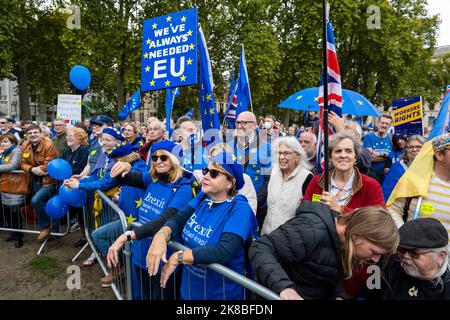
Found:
[141,8,198,92]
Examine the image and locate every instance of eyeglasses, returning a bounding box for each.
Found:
[151,154,169,162]
[406,145,422,150]
[278,151,296,157]
[202,167,227,179]
[398,247,433,259]
[236,120,255,127]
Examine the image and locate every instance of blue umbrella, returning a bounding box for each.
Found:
[278,87,381,117]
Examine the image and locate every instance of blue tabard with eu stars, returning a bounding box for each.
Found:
[131,173,193,270]
[180,192,258,300]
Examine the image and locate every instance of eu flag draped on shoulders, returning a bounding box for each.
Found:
[198,26,220,144]
[427,86,450,141]
[118,89,141,120]
[235,45,252,117]
[316,2,343,173]
[165,87,180,138]
[224,70,237,129]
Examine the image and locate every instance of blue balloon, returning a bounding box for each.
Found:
[59,185,87,207]
[45,195,69,219]
[47,159,72,181]
[69,65,91,90]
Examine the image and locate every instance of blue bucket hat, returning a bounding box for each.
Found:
[210,152,245,190]
[151,140,183,159]
[102,127,125,141]
[105,141,133,158]
[91,115,114,126]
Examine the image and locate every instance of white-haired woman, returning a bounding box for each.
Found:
[260,137,313,235]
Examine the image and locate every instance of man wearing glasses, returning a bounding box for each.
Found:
[366,218,450,300]
[53,118,68,157]
[230,111,271,228]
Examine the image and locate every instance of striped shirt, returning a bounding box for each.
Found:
[388,172,450,237]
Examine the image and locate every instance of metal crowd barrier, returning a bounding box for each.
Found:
[77,190,132,300]
[0,170,71,255]
[81,190,279,300]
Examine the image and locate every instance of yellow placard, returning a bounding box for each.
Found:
[22,152,30,159]
[420,203,435,215]
[312,194,322,202]
[392,102,422,126]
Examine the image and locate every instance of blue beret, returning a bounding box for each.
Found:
[90,115,114,126]
[105,141,133,158]
[151,140,183,159]
[102,127,125,141]
[211,152,245,191]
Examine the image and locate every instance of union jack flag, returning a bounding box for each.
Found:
[224,70,238,128]
[316,3,343,173]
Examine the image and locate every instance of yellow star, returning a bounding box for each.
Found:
[189,43,195,50]
[152,23,157,29]
[314,97,319,101]
[209,108,214,115]
[296,95,302,100]
[180,75,186,81]
[206,94,211,101]
[146,38,151,45]
[187,30,193,36]
[145,66,150,72]
[135,198,142,208]
[357,100,364,105]
[165,79,171,86]
[144,53,149,59]
[187,58,193,65]
[166,16,172,22]
[127,214,137,224]
[210,122,213,127]
[232,154,237,161]
[149,80,155,86]
[181,16,186,22]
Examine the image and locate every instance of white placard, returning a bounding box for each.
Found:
[57,94,82,125]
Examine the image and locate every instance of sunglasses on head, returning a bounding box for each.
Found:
[202,167,227,179]
[151,154,169,162]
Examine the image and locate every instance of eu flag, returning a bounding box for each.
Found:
[198,26,220,134]
[235,45,252,117]
[165,87,180,137]
[427,90,450,141]
[118,89,141,119]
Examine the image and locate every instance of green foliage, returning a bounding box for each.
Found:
[0,0,444,122]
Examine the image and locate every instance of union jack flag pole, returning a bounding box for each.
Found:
[322,0,330,191]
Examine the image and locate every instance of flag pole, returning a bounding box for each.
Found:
[322,0,330,192]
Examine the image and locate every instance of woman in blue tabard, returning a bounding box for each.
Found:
[107,140,194,300]
[143,151,258,300]
[64,127,147,271]
[122,124,144,152]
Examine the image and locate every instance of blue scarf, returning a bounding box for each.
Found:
[0,145,16,164]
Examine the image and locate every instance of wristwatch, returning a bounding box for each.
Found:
[177,250,185,265]
[124,230,133,242]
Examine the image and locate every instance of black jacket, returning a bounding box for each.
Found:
[63,145,89,175]
[249,201,343,300]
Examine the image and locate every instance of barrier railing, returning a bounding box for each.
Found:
[0,170,71,255]
[77,189,133,300]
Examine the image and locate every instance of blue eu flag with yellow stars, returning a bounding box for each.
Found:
[198,26,220,134]
[118,89,141,119]
[235,45,252,117]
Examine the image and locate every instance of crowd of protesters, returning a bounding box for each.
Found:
[0,110,449,301]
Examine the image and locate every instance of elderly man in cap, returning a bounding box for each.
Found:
[367,218,450,300]
[388,133,450,235]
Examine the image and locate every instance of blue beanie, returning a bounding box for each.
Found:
[151,140,183,159]
[102,127,125,141]
[106,141,133,158]
[211,152,245,190]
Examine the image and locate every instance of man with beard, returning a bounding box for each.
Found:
[299,131,317,174]
[367,218,450,300]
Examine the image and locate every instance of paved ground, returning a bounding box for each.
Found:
[0,229,116,300]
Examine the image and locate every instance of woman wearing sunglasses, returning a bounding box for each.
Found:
[108,140,194,300]
[120,151,258,300]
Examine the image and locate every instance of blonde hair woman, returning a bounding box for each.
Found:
[250,204,399,300]
[107,140,194,300]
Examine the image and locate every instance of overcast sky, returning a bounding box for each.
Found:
[426,0,450,46]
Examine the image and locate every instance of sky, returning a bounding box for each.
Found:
[426,0,450,47]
